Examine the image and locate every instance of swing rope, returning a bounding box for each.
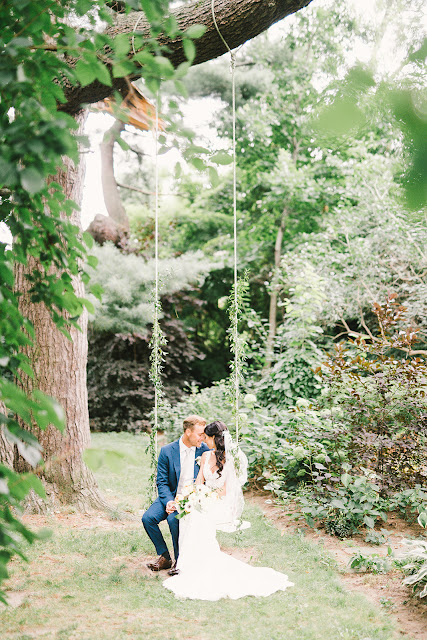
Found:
[153,91,160,462]
[211,0,240,441]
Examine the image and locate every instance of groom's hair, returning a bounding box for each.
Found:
[183,415,206,431]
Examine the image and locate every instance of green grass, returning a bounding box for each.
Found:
[0,433,415,640]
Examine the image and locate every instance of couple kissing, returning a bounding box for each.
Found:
[142,415,294,601]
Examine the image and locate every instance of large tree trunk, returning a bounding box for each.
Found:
[13,112,109,513]
[264,208,287,370]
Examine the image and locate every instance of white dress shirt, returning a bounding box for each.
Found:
[176,436,196,495]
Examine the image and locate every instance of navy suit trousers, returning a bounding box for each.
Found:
[141,496,179,559]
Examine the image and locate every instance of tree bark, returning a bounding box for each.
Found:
[13,112,110,513]
[264,208,288,370]
[100,119,130,230]
[0,402,14,467]
[61,0,314,114]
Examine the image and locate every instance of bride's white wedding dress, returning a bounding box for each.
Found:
[163,451,294,600]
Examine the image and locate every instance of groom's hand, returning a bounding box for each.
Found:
[166,500,177,514]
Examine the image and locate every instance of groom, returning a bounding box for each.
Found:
[142,414,209,573]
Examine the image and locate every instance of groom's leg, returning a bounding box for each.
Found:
[167,511,179,560]
[141,497,169,556]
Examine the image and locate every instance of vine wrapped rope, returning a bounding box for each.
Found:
[131,18,166,504]
[154,91,159,457]
[147,92,167,503]
[211,0,240,441]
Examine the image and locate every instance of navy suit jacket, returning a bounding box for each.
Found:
[156,439,210,507]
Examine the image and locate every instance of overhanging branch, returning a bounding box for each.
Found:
[61,0,313,114]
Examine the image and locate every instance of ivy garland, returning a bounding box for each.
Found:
[146,295,167,505]
[227,271,249,445]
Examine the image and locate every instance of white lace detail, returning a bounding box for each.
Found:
[203,450,227,490]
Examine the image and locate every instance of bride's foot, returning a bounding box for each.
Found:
[147,554,172,572]
[167,561,180,576]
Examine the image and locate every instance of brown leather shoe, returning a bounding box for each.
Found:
[147,555,172,572]
[167,561,180,576]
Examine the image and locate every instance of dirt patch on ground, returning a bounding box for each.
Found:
[21,512,142,531]
[248,491,427,640]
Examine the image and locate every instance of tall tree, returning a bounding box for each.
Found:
[1,0,314,511]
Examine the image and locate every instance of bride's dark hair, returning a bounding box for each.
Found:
[204,421,227,477]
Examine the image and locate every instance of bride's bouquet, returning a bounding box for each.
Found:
[175,484,219,519]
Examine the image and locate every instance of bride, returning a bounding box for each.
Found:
[163,421,294,600]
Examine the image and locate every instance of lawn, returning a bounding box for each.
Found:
[0,433,416,640]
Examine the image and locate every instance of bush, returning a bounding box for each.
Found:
[86,243,217,334]
[159,381,233,440]
[295,469,389,535]
[240,403,350,488]
[397,514,427,598]
[257,263,325,406]
[319,294,427,492]
[87,314,203,432]
[350,548,395,574]
[389,485,427,524]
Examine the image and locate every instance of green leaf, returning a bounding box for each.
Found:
[141,0,162,21]
[183,39,196,63]
[89,283,103,301]
[75,60,97,87]
[211,151,233,165]
[341,473,351,488]
[20,168,44,194]
[31,391,66,431]
[83,448,104,471]
[208,166,219,187]
[0,158,18,187]
[418,511,427,528]
[175,61,191,79]
[174,80,188,98]
[185,24,207,39]
[190,157,206,171]
[363,515,375,529]
[113,33,131,58]
[80,297,95,314]
[152,56,174,78]
[82,231,94,249]
[313,96,365,136]
[96,62,112,87]
[112,60,135,78]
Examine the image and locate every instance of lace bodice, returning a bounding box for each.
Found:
[203,450,228,490]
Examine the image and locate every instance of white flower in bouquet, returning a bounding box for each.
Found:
[175,484,219,519]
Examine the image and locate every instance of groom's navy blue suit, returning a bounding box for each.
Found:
[142,439,209,560]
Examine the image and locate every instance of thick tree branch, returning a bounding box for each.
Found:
[61,0,313,114]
